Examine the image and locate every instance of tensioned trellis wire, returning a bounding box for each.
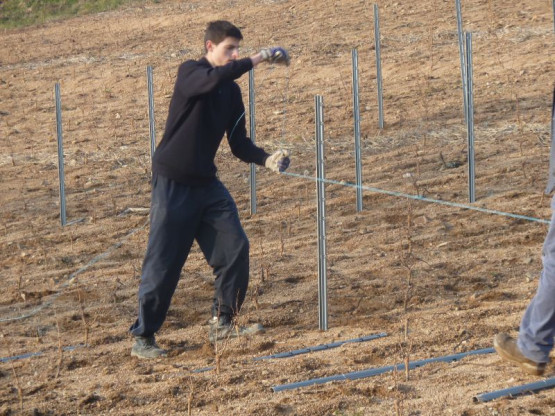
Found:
[240,1,550,225]
[281,170,550,225]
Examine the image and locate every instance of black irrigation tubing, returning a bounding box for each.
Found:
[271,347,495,392]
[473,377,555,402]
[191,332,388,374]
[191,366,214,374]
[0,218,148,323]
[253,332,388,361]
[280,171,551,225]
[0,343,86,364]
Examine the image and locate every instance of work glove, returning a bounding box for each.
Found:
[260,47,290,66]
[265,149,290,173]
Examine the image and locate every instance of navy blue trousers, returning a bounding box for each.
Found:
[517,195,555,363]
[130,174,249,337]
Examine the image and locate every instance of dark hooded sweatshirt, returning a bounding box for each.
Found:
[152,57,269,185]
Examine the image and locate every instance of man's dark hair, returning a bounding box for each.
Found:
[204,20,243,49]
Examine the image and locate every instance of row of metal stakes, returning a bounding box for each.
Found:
[53,4,477,331]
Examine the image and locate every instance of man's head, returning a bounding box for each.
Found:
[204,20,243,67]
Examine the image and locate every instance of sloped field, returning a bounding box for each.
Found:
[1,0,554,414]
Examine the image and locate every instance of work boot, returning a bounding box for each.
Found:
[208,315,264,343]
[131,335,167,359]
[493,333,547,376]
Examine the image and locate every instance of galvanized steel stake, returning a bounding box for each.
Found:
[465,32,475,203]
[55,82,67,226]
[352,49,363,212]
[374,4,384,129]
[456,0,468,125]
[147,66,156,161]
[249,69,257,215]
[315,95,328,331]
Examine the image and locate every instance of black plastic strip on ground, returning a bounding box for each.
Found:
[0,344,86,363]
[253,332,388,361]
[190,333,389,373]
[473,377,555,402]
[272,347,495,392]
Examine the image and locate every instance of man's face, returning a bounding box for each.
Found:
[205,36,240,67]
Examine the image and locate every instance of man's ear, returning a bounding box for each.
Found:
[205,40,214,53]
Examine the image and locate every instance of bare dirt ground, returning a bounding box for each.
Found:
[1,0,554,414]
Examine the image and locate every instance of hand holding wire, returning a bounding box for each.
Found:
[260,47,290,66]
[265,149,290,173]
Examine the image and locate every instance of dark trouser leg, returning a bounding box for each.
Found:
[195,181,250,318]
[130,175,199,337]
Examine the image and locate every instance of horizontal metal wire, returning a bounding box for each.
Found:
[280,171,550,225]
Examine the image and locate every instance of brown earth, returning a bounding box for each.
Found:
[1,0,555,415]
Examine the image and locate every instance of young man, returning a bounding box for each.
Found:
[129,20,291,359]
[493,89,555,375]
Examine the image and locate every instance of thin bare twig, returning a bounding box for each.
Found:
[55,310,63,380]
[5,340,24,413]
[78,290,89,346]
[187,377,194,416]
